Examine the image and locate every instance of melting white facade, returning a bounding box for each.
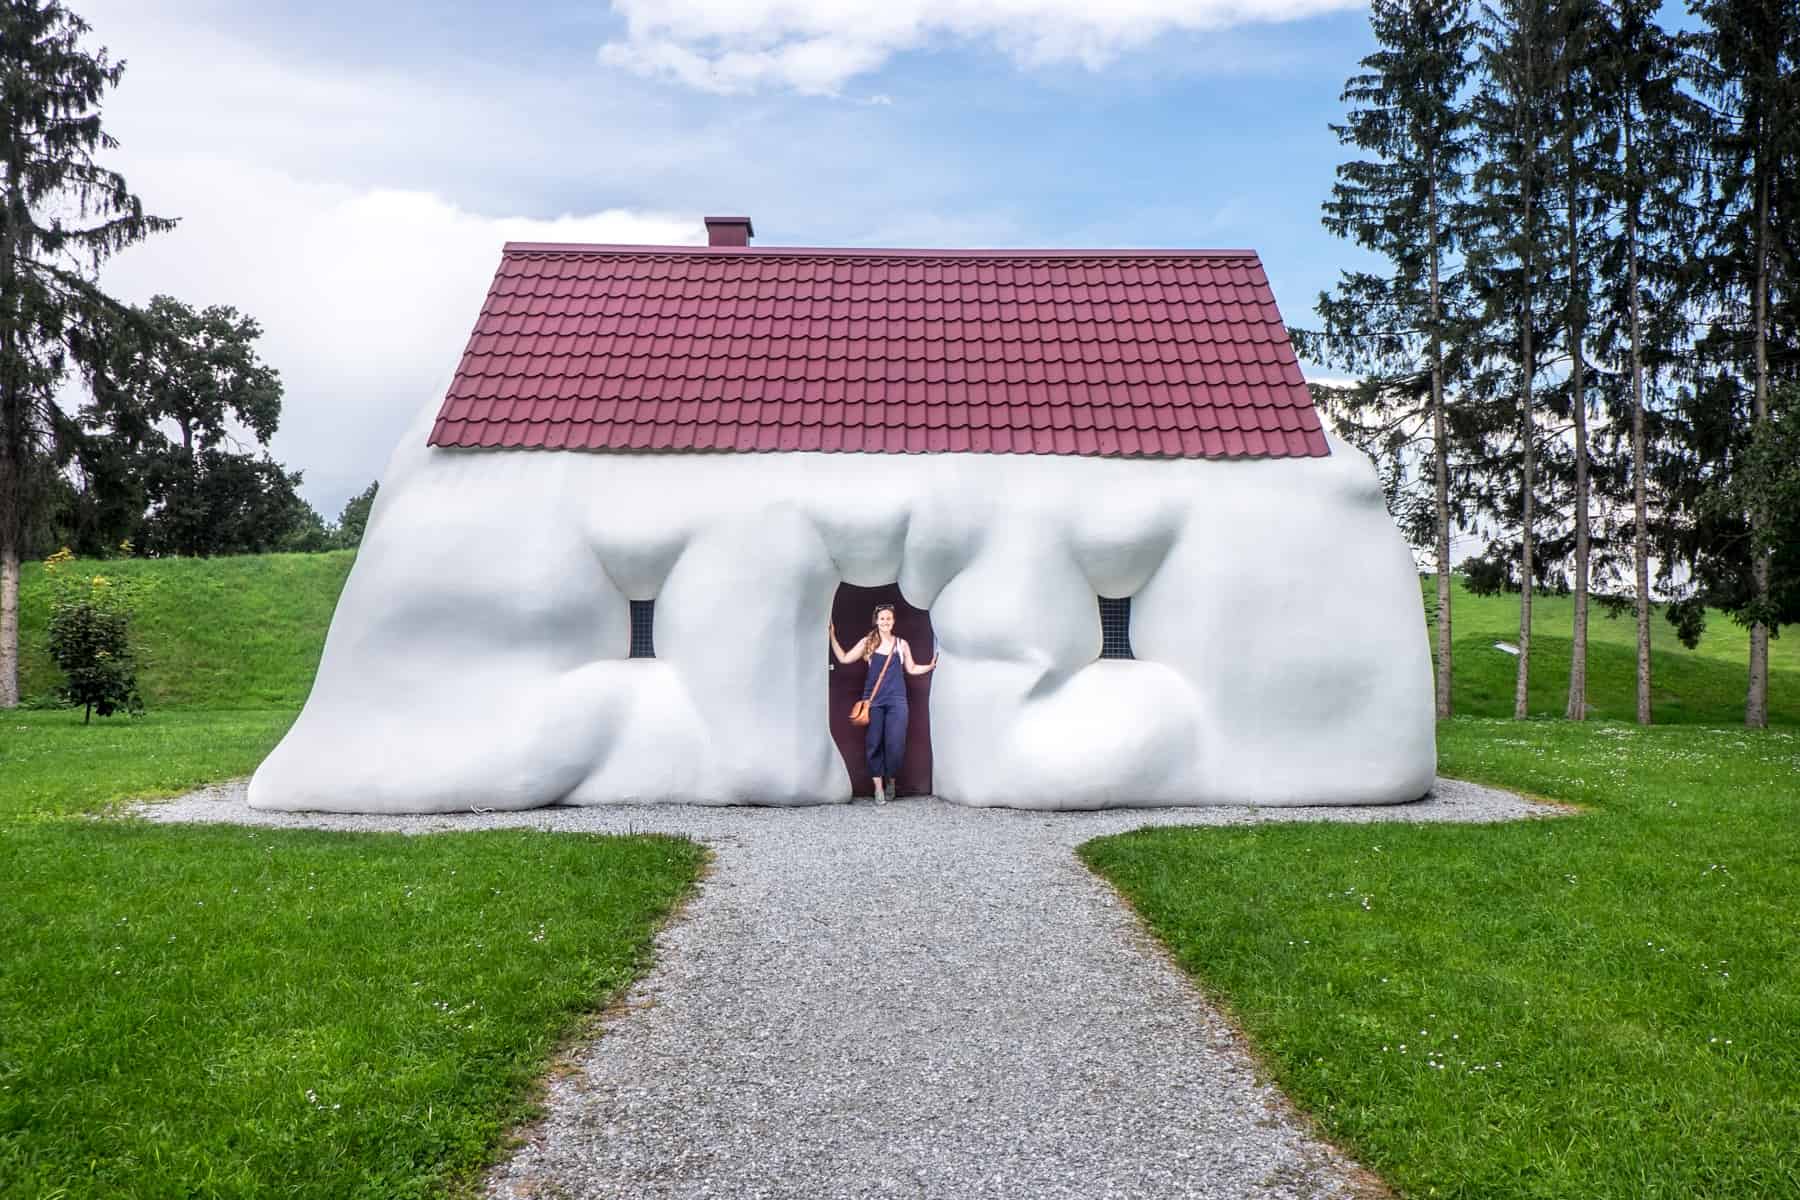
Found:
[250,394,1435,812]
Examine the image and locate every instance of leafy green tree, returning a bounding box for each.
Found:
[334,480,378,549]
[138,448,314,557]
[0,0,172,707]
[77,292,302,553]
[90,294,281,454]
[43,413,144,556]
[1679,0,1800,727]
[41,545,144,721]
[1305,0,1479,720]
[280,496,336,553]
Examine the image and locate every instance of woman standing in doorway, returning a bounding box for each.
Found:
[830,604,938,804]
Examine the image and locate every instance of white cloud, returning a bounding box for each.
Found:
[599,0,1363,94]
[98,153,696,518]
[83,3,738,203]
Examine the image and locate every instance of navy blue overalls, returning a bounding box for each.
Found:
[863,643,908,784]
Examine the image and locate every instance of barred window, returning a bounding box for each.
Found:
[1098,596,1134,660]
[629,600,656,659]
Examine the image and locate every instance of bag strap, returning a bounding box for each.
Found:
[867,638,897,701]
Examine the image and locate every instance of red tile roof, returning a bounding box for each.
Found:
[428,244,1330,459]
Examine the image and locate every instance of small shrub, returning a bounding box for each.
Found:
[1665,595,1708,649]
[1460,552,1513,597]
[42,548,147,723]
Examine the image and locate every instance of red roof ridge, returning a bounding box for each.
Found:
[500,241,1264,261]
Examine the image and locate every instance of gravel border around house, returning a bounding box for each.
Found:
[133,778,1557,1199]
[133,775,1547,837]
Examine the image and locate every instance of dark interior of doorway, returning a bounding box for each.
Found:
[830,583,934,797]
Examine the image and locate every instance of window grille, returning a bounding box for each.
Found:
[1098,596,1134,660]
[629,600,656,659]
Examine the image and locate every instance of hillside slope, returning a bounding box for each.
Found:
[16,552,355,710]
[1425,575,1798,725]
[9,554,1792,724]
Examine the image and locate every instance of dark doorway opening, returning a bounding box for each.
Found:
[830,583,935,797]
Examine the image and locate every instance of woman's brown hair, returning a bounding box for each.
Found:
[862,604,897,660]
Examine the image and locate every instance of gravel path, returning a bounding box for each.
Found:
[137,779,1553,1200]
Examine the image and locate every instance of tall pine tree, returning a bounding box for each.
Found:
[0,1,172,707]
[1683,0,1800,728]
[1463,0,1566,719]
[1549,0,1607,720]
[1307,0,1478,720]
[1589,0,1697,723]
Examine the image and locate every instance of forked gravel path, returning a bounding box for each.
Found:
[139,779,1551,1200]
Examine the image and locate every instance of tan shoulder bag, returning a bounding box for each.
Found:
[848,641,898,727]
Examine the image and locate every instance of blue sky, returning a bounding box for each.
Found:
[84,0,1385,517]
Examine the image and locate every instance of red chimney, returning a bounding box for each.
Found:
[704,216,754,247]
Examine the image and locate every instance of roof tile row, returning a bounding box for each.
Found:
[448,363,1306,395]
[487,281,1280,308]
[430,418,1314,458]
[438,394,1318,431]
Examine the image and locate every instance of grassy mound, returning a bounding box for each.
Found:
[14,551,355,710]
[1428,576,1797,725]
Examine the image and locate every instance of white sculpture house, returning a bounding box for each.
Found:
[250,217,1435,813]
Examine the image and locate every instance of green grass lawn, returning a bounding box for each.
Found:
[1082,719,1800,1200]
[1,709,300,819]
[1430,574,1799,725]
[1,711,704,1199]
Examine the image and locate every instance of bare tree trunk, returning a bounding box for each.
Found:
[1517,346,1535,722]
[0,316,15,710]
[1429,165,1453,720]
[1514,143,1537,723]
[1566,395,1589,719]
[1625,127,1652,725]
[1746,167,1770,729]
[0,541,16,709]
[1,169,18,710]
[1513,32,1539,723]
[0,399,18,706]
[1564,115,1590,722]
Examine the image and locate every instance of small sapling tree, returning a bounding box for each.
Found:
[42,547,145,722]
